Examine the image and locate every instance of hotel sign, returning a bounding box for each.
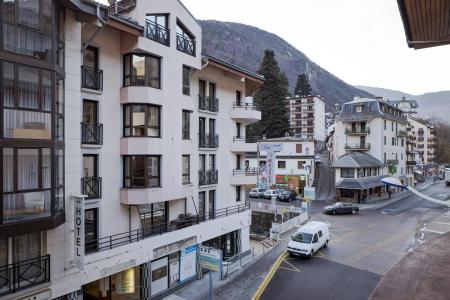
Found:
[73,195,86,270]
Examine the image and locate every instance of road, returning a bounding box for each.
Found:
[315,151,335,201]
[261,181,450,300]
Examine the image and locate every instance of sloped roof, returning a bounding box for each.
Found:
[332,152,385,168]
[336,175,387,190]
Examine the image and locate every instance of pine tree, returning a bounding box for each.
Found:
[247,50,290,139]
[294,73,312,96]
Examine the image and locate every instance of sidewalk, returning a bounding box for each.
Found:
[166,229,297,300]
[359,180,437,211]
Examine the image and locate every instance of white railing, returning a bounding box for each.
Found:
[270,212,309,240]
[249,201,304,214]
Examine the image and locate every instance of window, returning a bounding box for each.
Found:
[124,104,161,137]
[182,155,190,184]
[278,161,286,169]
[341,168,354,178]
[318,231,323,238]
[236,91,242,106]
[182,110,190,139]
[296,144,303,153]
[384,152,387,163]
[123,53,161,88]
[140,202,168,235]
[124,156,161,188]
[236,186,241,202]
[401,139,404,147]
[384,136,386,145]
[145,14,169,45]
[392,137,395,146]
[297,161,305,169]
[182,66,190,95]
[391,122,394,132]
[384,120,387,130]
[176,20,196,56]
[85,208,98,254]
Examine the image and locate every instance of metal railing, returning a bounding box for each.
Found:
[0,255,50,296]
[232,102,261,111]
[199,169,218,186]
[387,159,399,165]
[81,177,102,199]
[145,20,170,46]
[86,203,249,254]
[396,130,407,137]
[81,123,103,145]
[81,66,103,91]
[344,143,371,150]
[176,34,195,56]
[199,96,219,112]
[232,136,261,143]
[232,168,258,176]
[345,127,370,134]
[199,133,219,148]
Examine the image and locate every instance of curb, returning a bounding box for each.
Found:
[251,251,287,300]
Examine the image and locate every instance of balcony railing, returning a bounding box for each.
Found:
[81,177,102,199]
[81,123,103,145]
[386,159,399,165]
[199,169,218,186]
[81,66,103,91]
[145,20,170,46]
[396,130,407,137]
[199,133,219,148]
[232,168,258,176]
[0,255,50,296]
[344,143,371,150]
[345,127,370,135]
[406,161,417,166]
[86,203,249,254]
[199,96,219,112]
[176,34,195,56]
[232,136,261,143]
[232,102,261,111]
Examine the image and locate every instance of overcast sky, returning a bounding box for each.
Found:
[102,0,449,95]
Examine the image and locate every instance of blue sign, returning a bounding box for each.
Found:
[179,245,198,282]
[199,246,223,273]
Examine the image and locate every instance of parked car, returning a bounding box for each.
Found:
[263,189,280,199]
[278,190,298,202]
[287,221,329,257]
[315,155,322,164]
[322,202,359,215]
[249,188,267,198]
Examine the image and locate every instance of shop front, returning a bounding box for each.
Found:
[202,230,241,261]
[275,175,307,194]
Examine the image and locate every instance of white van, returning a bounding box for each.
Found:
[287,221,329,257]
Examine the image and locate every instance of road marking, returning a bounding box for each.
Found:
[315,250,325,257]
[279,258,300,272]
[429,221,450,226]
[422,229,446,234]
[252,251,288,300]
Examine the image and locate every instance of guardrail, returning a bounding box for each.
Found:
[232,168,258,176]
[232,102,261,111]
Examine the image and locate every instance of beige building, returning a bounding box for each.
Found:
[407,116,436,165]
[286,95,326,141]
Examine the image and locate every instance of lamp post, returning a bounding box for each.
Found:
[381,177,450,208]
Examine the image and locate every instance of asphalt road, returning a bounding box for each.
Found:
[315,151,335,201]
[261,181,450,300]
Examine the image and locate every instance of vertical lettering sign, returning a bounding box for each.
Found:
[73,195,85,270]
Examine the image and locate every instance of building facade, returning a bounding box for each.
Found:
[286,95,326,142]
[407,116,436,166]
[0,0,262,299]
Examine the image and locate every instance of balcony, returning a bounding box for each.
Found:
[81,123,103,146]
[406,161,417,166]
[199,133,219,149]
[85,203,249,254]
[344,143,371,151]
[230,103,261,124]
[0,255,50,297]
[230,136,260,153]
[81,66,103,91]
[199,170,218,186]
[145,20,169,46]
[387,159,399,165]
[396,130,407,137]
[81,177,102,200]
[345,127,370,135]
[199,96,219,113]
[176,34,195,56]
[230,168,258,185]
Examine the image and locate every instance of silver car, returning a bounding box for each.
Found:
[249,188,267,198]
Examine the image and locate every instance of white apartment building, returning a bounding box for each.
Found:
[246,138,316,193]
[286,95,326,142]
[332,97,408,202]
[0,1,263,299]
[407,116,436,166]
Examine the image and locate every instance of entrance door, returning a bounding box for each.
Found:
[83,100,98,124]
[151,257,169,296]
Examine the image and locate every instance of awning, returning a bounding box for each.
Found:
[336,175,387,190]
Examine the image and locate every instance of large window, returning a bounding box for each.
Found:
[182,110,190,140]
[340,168,354,179]
[123,53,161,88]
[145,14,169,46]
[124,104,161,137]
[182,155,190,184]
[124,156,161,188]
[176,20,196,56]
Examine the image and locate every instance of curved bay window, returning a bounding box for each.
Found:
[124,156,161,188]
[123,53,161,89]
[123,104,160,137]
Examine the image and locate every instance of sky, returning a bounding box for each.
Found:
[102,0,450,95]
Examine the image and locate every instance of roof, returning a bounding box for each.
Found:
[336,175,388,190]
[397,0,450,49]
[204,54,265,81]
[332,152,385,168]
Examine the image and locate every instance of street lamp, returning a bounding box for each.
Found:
[381,177,450,207]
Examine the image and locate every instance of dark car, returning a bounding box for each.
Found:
[278,190,298,202]
[322,202,359,215]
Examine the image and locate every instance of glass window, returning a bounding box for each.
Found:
[3,0,15,24]
[18,0,40,29]
[18,66,39,109]
[3,62,14,108]
[278,161,286,169]
[2,148,13,193]
[296,144,303,153]
[341,168,354,178]
[182,155,190,184]
[124,53,161,88]
[147,156,160,187]
[42,70,52,112]
[85,208,98,254]
[17,149,39,190]
[236,186,241,202]
[124,156,161,188]
[42,0,52,33]
[13,232,41,262]
[182,110,190,140]
[182,66,190,95]
[124,104,160,137]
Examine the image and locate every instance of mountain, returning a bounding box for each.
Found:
[200,20,372,111]
[357,86,450,121]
